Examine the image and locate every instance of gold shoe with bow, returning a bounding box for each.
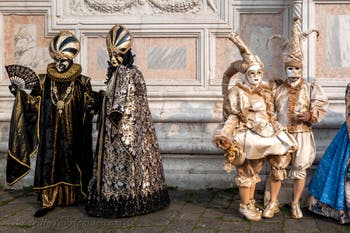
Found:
[239,203,262,221]
[249,199,263,216]
[263,201,280,218]
[291,202,303,219]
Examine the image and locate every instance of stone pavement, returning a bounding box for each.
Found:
[0,187,349,233]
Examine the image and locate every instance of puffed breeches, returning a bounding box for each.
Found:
[235,159,264,188]
[289,131,316,179]
[267,131,316,180]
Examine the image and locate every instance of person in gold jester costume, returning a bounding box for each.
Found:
[85,24,170,218]
[213,32,297,221]
[6,31,95,217]
[263,17,328,219]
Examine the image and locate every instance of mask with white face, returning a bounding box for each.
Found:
[286,66,302,83]
[245,65,263,87]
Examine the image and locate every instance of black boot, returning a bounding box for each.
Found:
[34,207,52,217]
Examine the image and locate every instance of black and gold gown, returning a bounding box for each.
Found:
[86,65,170,218]
[6,63,94,208]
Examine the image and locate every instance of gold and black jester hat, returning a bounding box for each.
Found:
[49,30,80,61]
[106,24,133,67]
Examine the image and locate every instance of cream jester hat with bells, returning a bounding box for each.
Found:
[222,32,264,97]
[266,17,319,72]
[221,32,265,121]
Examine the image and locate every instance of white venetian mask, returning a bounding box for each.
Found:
[245,65,263,87]
[286,66,302,83]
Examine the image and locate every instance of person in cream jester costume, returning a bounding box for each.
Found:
[263,17,328,219]
[213,32,297,221]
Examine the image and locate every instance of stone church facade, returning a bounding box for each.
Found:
[0,0,348,190]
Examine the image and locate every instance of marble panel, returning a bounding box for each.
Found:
[147,47,186,70]
[315,4,350,79]
[214,13,284,86]
[213,36,243,85]
[240,13,284,80]
[87,36,197,82]
[327,15,350,67]
[3,15,51,80]
[87,37,108,82]
[134,37,198,80]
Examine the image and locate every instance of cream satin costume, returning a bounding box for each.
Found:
[215,33,296,187]
[262,17,328,219]
[265,17,328,180]
[219,82,297,186]
[274,80,328,179]
[213,33,296,222]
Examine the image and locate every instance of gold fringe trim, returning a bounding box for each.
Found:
[284,79,310,132]
[38,184,83,208]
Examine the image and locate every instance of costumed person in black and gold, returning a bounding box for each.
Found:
[85,24,170,218]
[213,32,297,221]
[6,31,95,217]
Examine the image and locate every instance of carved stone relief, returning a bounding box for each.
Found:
[13,25,51,70]
[69,0,217,15]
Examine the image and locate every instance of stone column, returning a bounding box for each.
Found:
[293,0,303,31]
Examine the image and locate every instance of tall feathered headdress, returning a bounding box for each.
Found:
[106,24,133,65]
[49,31,80,61]
[222,32,264,96]
[266,17,319,68]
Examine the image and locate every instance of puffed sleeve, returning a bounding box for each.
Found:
[213,87,241,148]
[309,82,328,123]
[7,90,39,185]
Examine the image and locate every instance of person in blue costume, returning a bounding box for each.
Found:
[308,83,350,224]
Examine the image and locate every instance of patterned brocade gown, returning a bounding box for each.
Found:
[86,65,170,218]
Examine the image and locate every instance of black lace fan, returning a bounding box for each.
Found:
[5,64,39,90]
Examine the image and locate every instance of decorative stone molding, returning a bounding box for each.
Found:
[81,0,202,14]
[59,0,227,27]
[0,0,348,190]
[70,0,218,14]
